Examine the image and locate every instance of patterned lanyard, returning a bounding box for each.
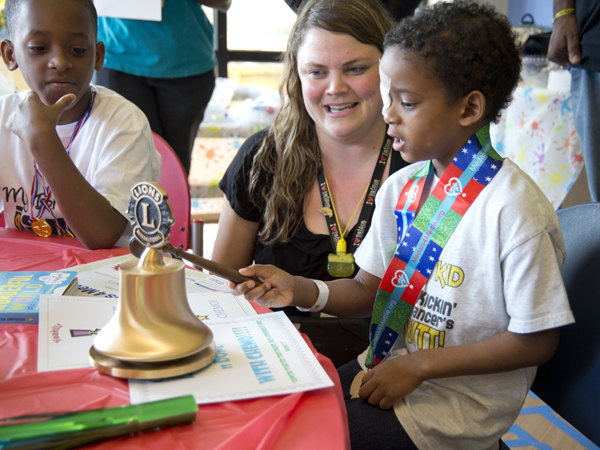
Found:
[365,125,504,369]
[30,87,96,237]
[317,131,393,254]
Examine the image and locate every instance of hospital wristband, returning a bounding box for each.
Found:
[296,279,329,313]
[553,8,576,23]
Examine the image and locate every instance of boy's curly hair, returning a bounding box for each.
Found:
[384,0,521,123]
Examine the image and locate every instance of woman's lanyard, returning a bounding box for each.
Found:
[30,87,97,238]
[317,131,393,277]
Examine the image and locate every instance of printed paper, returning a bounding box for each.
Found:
[129,312,334,405]
[65,254,230,298]
[38,292,255,372]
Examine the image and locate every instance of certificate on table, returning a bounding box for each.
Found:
[37,292,255,372]
[64,254,231,298]
[129,312,334,405]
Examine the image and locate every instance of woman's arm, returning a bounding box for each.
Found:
[211,197,260,269]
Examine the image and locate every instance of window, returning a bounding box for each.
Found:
[226,1,295,51]
[207,0,296,91]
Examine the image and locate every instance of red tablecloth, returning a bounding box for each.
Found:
[0,229,350,449]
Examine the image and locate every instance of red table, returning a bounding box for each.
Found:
[0,229,350,449]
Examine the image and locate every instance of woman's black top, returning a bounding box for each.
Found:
[219,128,409,281]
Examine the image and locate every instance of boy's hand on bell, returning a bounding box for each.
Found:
[7,92,75,145]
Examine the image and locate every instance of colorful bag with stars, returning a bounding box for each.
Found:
[365,124,504,369]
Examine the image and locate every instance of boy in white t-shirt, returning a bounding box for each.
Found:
[0,0,161,249]
[231,2,575,449]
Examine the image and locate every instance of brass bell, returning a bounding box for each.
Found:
[89,182,216,379]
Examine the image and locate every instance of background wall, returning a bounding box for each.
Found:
[507,0,553,28]
[427,0,552,27]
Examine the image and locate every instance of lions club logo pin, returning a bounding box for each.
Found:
[126,182,174,248]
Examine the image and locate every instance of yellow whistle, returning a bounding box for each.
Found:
[327,238,355,277]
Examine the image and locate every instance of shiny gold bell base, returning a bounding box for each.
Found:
[89,247,216,379]
[89,342,216,379]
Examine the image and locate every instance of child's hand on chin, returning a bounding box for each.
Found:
[6,92,75,144]
[359,354,424,410]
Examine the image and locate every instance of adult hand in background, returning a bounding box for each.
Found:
[548,13,581,66]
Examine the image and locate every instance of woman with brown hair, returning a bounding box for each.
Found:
[213,0,409,285]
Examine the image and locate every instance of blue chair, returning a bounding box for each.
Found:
[526,202,600,446]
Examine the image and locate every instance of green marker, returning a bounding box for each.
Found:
[0,395,198,449]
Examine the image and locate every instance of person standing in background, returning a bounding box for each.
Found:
[96,0,231,176]
[548,0,600,202]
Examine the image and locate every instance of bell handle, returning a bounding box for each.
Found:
[164,242,263,286]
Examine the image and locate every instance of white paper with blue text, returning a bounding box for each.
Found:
[64,254,231,298]
[129,312,334,405]
[37,292,255,372]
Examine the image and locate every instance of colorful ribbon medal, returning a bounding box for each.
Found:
[365,125,504,368]
[30,87,96,237]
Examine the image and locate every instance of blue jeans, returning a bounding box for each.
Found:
[570,67,600,202]
[338,360,418,450]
